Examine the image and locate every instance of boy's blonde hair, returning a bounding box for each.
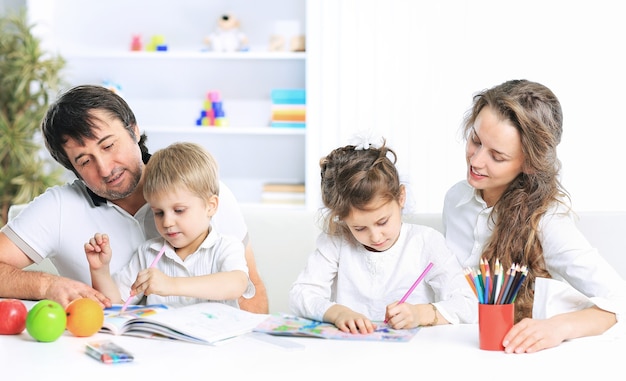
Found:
[143,142,219,203]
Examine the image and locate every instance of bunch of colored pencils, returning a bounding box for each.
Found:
[464,258,528,304]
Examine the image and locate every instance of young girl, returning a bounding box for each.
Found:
[85,142,254,308]
[443,79,626,353]
[289,138,477,334]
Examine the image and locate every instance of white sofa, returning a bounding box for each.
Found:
[245,206,626,314]
[9,204,626,314]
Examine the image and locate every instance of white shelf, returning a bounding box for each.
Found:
[28,0,308,207]
[145,126,305,135]
[64,51,306,60]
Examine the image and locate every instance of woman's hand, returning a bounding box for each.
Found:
[503,307,617,353]
[502,317,567,353]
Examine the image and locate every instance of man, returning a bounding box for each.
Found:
[0,85,268,312]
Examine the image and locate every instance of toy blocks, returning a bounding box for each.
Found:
[195,91,228,127]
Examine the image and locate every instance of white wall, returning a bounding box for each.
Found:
[307,0,626,213]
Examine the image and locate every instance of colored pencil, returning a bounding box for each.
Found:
[490,259,500,304]
[479,258,487,293]
[495,264,514,305]
[464,268,479,299]
[507,266,528,304]
[472,268,484,304]
[484,263,491,304]
[119,245,167,313]
[503,264,521,304]
[399,262,434,304]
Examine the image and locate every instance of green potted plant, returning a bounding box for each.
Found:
[0,9,66,225]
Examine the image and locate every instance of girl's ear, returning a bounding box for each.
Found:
[398,184,407,208]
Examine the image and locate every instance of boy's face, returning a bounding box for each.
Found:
[147,188,217,258]
[343,193,405,252]
[62,109,144,201]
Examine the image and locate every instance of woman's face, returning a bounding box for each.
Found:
[465,106,525,207]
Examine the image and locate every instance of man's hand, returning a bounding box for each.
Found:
[44,273,111,309]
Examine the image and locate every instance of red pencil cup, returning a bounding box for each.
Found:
[478,303,514,351]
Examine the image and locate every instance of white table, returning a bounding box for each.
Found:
[1,302,623,380]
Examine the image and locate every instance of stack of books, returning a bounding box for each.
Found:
[270,89,306,128]
[261,182,305,205]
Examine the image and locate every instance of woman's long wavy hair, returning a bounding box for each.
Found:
[463,79,569,321]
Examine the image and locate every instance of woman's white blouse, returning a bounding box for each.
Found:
[442,180,626,320]
[288,223,478,324]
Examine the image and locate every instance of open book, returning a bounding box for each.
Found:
[253,314,420,342]
[101,302,268,345]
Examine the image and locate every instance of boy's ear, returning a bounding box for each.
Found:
[207,194,219,216]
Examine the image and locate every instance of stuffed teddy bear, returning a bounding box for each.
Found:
[204,14,249,52]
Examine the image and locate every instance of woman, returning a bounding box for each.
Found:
[443,79,626,353]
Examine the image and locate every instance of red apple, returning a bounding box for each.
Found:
[0,299,28,335]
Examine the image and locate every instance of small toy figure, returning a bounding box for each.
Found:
[130,34,142,51]
[204,14,249,52]
[268,20,305,52]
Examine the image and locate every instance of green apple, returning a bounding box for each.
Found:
[26,300,67,342]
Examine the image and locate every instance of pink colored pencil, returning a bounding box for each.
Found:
[384,262,434,323]
[119,245,166,313]
[399,262,434,304]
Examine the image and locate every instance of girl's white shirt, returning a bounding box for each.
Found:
[289,222,478,324]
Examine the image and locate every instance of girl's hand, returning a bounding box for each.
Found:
[84,233,112,270]
[325,304,376,334]
[385,301,418,329]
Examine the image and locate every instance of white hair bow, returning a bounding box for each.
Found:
[349,131,384,150]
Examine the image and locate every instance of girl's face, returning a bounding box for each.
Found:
[466,106,525,207]
[343,190,405,252]
[147,188,217,259]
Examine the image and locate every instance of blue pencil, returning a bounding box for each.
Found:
[496,264,515,305]
[508,266,528,303]
[472,268,484,304]
[503,264,522,304]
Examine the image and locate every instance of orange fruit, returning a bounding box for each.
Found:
[65,298,104,337]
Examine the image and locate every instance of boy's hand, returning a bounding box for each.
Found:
[84,233,112,270]
[132,268,172,297]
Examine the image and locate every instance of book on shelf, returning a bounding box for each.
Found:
[270,121,306,128]
[271,89,306,105]
[263,183,305,193]
[101,302,268,345]
[253,314,420,342]
[270,88,306,128]
[261,182,305,205]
